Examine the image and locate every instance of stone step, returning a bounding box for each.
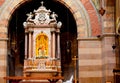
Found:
[20,80,49,83]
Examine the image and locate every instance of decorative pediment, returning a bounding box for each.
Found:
[23,1,58,26]
[23,1,62,79]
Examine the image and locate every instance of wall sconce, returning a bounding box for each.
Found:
[99,0,105,16]
[99,7,105,16]
[97,35,101,38]
[112,44,116,50]
[97,35,103,39]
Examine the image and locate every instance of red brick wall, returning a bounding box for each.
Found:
[81,0,101,36]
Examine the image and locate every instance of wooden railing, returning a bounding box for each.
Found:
[3,76,64,83]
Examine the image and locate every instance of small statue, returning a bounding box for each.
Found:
[51,12,58,22]
[26,12,34,22]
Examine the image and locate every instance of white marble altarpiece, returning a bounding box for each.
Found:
[23,1,62,78]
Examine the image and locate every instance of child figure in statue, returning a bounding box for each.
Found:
[38,44,47,57]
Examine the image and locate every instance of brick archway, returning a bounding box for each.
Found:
[0,0,102,82]
[0,0,101,38]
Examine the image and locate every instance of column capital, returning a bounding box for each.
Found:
[0,38,8,41]
[25,28,28,33]
[56,29,60,33]
[28,30,34,33]
[50,28,56,33]
[28,28,34,33]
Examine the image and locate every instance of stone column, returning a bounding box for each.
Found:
[0,38,8,83]
[52,30,56,59]
[51,28,56,59]
[25,32,28,59]
[56,31,60,58]
[31,31,33,58]
[56,22,62,76]
[28,31,32,59]
[51,32,53,58]
[56,22,62,58]
[56,28,61,73]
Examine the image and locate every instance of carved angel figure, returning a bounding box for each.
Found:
[51,12,58,22]
[26,12,34,22]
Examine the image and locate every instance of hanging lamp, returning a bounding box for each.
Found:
[99,0,105,16]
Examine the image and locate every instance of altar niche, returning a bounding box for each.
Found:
[36,32,49,58]
[23,1,62,79]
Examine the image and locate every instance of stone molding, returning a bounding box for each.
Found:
[77,33,116,41]
[0,38,8,41]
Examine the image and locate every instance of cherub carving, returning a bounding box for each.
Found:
[51,12,58,22]
[26,12,34,22]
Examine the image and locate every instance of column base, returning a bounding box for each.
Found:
[20,80,49,83]
[73,79,79,83]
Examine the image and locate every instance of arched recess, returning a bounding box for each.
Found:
[6,0,78,80]
[35,32,49,57]
[0,0,101,38]
[0,0,101,41]
[0,0,102,81]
